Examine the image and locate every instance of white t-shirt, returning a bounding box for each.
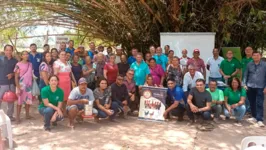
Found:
[207,56,224,78]
[182,71,204,92]
[180,57,189,71]
[115,55,121,64]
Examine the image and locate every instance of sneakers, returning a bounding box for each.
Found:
[247,117,257,123]
[187,120,195,126]
[257,121,265,127]
[44,127,51,132]
[213,118,219,123]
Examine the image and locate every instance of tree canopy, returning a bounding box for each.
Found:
[0,0,266,53]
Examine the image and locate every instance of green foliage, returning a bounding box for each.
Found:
[0,0,265,54]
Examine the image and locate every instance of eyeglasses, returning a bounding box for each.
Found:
[128,73,134,75]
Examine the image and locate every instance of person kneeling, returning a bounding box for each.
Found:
[187,79,212,125]
[39,75,64,132]
[164,78,186,121]
[111,75,131,118]
[67,78,98,128]
[224,77,246,124]
[94,78,119,121]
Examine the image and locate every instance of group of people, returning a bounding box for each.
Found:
[0,40,265,132]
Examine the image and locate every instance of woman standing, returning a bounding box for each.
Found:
[93,78,119,120]
[224,77,246,123]
[39,52,53,91]
[72,55,82,83]
[14,51,33,123]
[104,54,118,85]
[82,56,96,90]
[39,75,64,131]
[51,48,58,61]
[148,58,165,87]
[166,56,183,87]
[53,51,76,111]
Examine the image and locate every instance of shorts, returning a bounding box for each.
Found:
[0,84,15,100]
[66,104,98,115]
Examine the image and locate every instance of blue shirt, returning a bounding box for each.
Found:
[244,60,266,89]
[65,47,75,56]
[130,61,150,86]
[0,56,17,85]
[127,56,136,65]
[167,86,185,104]
[29,53,42,78]
[153,54,168,71]
[88,50,94,60]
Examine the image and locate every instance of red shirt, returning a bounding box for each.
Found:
[104,63,118,85]
[187,57,205,73]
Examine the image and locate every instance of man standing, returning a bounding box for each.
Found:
[187,79,212,124]
[0,45,17,121]
[153,47,168,71]
[130,53,150,86]
[106,47,113,60]
[206,48,224,81]
[241,47,253,114]
[127,48,138,65]
[67,78,98,127]
[115,46,123,64]
[179,49,190,74]
[111,75,130,117]
[219,50,241,84]
[165,78,186,121]
[59,42,66,52]
[183,65,204,95]
[29,43,42,84]
[149,45,156,57]
[65,40,75,56]
[164,45,170,56]
[244,51,266,127]
[88,42,97,60]
[43,44,50,53]
[187,49,206,79]
[206,80,224,123]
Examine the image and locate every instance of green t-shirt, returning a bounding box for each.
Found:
[224,87,246,105]
[206,88,224,106]
[38,86,64,109]
[241,56,253,77]
[220,58,241,76]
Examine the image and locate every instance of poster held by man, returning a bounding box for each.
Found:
[138,86,167,121]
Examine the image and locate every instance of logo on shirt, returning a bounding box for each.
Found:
[37,58,40,63]
[56,96,59,101]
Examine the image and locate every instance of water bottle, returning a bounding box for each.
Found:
[85,100,93,116]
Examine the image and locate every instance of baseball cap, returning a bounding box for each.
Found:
[78,77,88,85]
[193,49,200,53]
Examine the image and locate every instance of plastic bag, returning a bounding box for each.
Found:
[32,79,40,96]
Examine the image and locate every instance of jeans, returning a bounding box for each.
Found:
[96,101,120,119]
[209,77,223,82]
[211,104,222,118]
[186,104,211,120]
[247,87,265,121]
[39,107,64,128]
[224,105,246,121]
[171,104,185,117]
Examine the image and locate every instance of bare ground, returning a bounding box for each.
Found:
[1,100,265,150]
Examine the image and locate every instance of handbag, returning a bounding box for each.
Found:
[0,57,17,103]
[3,84,17,103]
[32,77,40,96]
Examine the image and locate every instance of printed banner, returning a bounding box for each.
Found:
[138,86,167,121]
